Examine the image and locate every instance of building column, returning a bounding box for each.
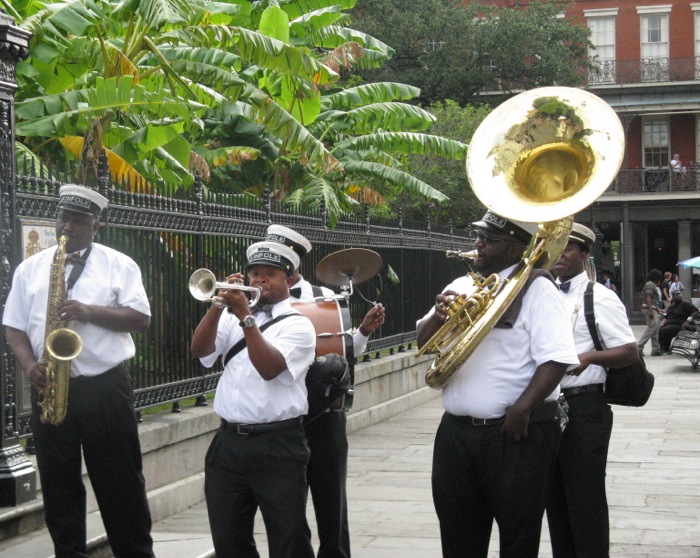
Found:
[621,204,635,318]
[0,10,36,506]
[677,220,693,299]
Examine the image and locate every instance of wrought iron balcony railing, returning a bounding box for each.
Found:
[588,56,700,86]
[609,167,700,195]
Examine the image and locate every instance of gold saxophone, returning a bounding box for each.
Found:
[38,235,83,425]
[418,87,625,389]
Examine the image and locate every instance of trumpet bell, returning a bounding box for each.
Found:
[466,86,624,223]
[188,268,262,307]
[189,268,217,301]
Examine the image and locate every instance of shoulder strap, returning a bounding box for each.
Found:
[583,280,604,351]
[223,313,295,367]
[66,245,92,290]
[311,284,325,300]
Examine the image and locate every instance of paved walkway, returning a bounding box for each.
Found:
[151,326,700,558]
[5,326,700,556]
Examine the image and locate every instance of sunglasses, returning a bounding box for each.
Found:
[474,232,516,245]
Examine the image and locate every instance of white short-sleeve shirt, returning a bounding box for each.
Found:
[3,243,150,377]
[201,298,316,424]
[556,272,636,389]
[417,265,579,418]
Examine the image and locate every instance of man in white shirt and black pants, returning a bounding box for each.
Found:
[417,211,579,558]
[265,225,385,558]
[546,223,638,558]
[4,185,154,557]
[191,240,317,558]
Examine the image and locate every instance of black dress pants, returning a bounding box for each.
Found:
[305,411,351,558]
[546,390,613,558]
[205,421,315,558]
[432,412,561,558]
[31,366,154,558]
[659,324,682,352]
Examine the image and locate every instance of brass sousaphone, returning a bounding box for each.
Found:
[418,86,625,389]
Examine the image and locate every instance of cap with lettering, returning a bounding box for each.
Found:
[472,210,539,244]
[266,224,312,261]
[58,184,108,218]
[246,241,299,276]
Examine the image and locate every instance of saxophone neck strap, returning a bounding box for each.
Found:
[66,245,93,291]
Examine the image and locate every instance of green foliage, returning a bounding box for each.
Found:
[400,100,492,228]
[11,0,472,223]
[350,0,593,106]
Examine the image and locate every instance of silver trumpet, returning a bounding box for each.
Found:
[189,268,262,308]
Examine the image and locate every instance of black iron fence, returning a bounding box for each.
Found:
[8,156,473,439]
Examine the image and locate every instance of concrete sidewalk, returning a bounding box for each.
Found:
[150,328,700,558]
[4,324,700,557]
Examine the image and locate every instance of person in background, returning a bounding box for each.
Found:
[670,153,685,173]
[3,184,154,557]
[638,268,663,357]
[191,240,317,558]
[266,224,385,558]
[546,223,638,558]
[661,271,672,308]
[602,270,618,294]
[417,210,579,558]
[658,289,699,354]
[669,273,684,297]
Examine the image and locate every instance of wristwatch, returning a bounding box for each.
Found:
[239,315,256,329]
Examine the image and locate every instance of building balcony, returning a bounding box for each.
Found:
[608,167,700,195]
[588,56,700,86]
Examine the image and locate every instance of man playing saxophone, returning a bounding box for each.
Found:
[3,185,154,558]
[416,210,579,558]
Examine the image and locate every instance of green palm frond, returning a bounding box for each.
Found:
[335,132,467,160]
[341,160,448,202]
[321,82,420,111]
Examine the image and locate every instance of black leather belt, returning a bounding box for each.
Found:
[562,383,604,398]
[220,416,302,435]
[446,400,558,427]
[71,363,127,383]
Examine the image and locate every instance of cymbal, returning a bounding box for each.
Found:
[315,248,382,286]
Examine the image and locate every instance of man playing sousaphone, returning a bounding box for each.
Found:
[417,210,579,558]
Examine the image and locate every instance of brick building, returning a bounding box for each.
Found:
[467,0,700,313]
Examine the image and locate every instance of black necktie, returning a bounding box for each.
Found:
[559,281,571,294]
[289,287,302,299]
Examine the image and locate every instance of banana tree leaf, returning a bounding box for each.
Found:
[321,82,420,111]
[341,160,449,202]
[335,132,468,160]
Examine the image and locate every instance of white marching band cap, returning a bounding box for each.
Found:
[246,241,299,276]
[472,210,539,244]
[266,224,312,259]
[58,184,109,218]
[568,223,596,251]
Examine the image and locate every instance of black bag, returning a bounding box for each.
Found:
[304,353,352,424]
[602,356,655,407]
[584,281,655,407]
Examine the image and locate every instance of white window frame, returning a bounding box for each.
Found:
[642,116,670,169]
[585,9,618,84]
[693,4,700,79]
